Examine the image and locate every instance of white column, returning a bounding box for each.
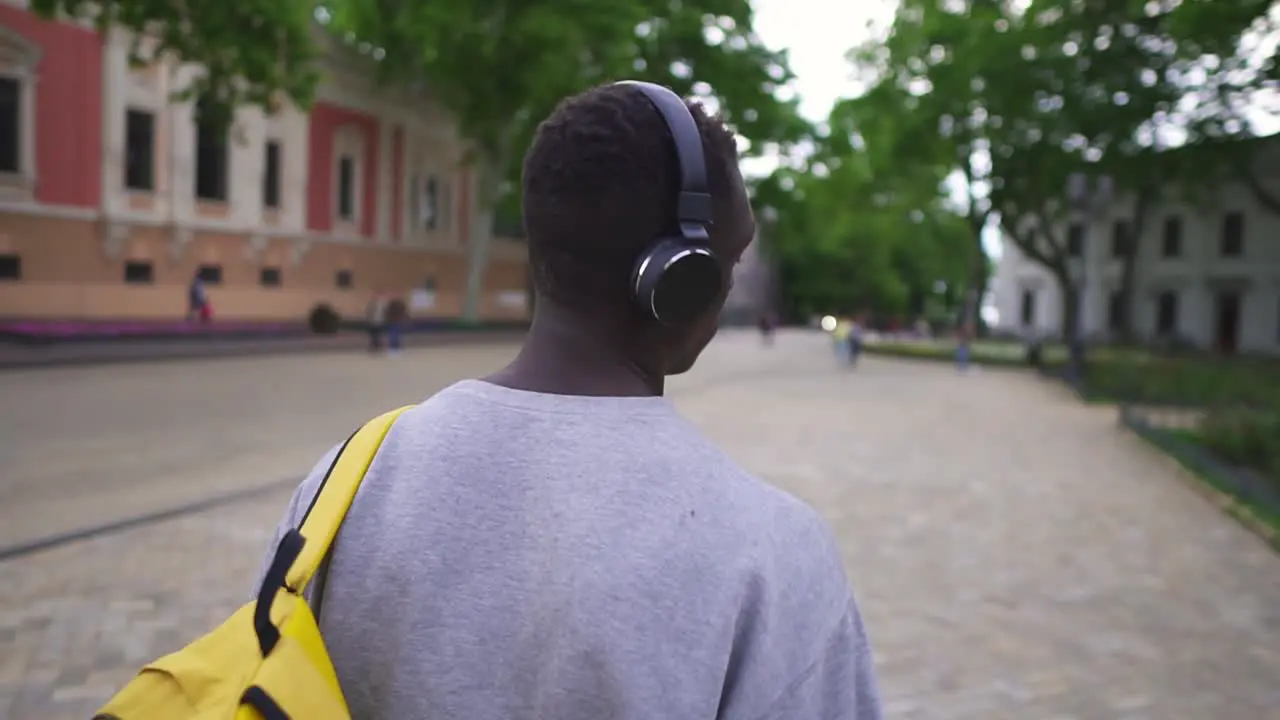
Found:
[99,30,127,215]
[1079,217,1108,336]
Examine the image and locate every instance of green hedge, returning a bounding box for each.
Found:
[1082,355,1280,407]
[861,340,1039,367]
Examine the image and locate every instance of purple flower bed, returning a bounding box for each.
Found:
[0,319,306,341]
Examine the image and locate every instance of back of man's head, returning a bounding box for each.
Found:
[522,83,744,317]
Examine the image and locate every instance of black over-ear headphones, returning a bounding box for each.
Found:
[614,81,724,325]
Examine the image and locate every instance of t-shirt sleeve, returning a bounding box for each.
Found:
[717,499,884,720]
[746,599,883,720]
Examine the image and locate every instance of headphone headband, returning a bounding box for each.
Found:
[613,81,712,238]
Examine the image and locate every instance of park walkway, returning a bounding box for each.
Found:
[1,331,1277,718]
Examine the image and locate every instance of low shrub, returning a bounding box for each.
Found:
[1198,406,1280,481]
[1083,355,1280,407]
[308,303,341,335]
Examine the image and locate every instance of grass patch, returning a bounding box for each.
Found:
[862,339,1039,367]
[863,338,1280,406]
[1133,422,1280,549]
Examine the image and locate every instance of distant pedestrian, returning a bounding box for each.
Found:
[846,316,865,367]
[833,317,851,363]
[757,311,775,346]
[385,296,408,354]
[366,292,388,353]
[187,272,209,323]
[956,324,974,371]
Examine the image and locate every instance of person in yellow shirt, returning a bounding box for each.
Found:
[833,317,851,363]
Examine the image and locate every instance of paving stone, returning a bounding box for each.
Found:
[0,331,1277,718]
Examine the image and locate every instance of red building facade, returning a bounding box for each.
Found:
[0,3,528,323]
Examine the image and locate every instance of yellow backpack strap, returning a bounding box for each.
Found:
[285,405,414,592]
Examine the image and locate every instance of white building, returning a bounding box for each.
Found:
[992,173,1280,356]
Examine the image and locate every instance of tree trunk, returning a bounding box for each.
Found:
[964,214,988,334]
[1059,274,1080,346]
[1114,184,1154,344]
[460,156,504,323]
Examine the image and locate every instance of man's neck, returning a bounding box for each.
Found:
[486,301,664,397]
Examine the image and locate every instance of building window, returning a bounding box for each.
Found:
[123,260,154,284]
[124,109,155,191]
[197,264,223,284]
[259,266,282,287]
[1066,222,1084,257]
[1156,290,1179,336]
[1220,212,1244,257]
[335,269,353,289]
[1108,291,1124,332]
[263,140,281,210]
[0,76,20,174]
[437,180,452,232]
[1161,216,1181,258]
[337,155,356,220]
[1111,220,1130,258]
[1019,288,1035,326]
[0,252,19,280]
[194,102,229,201]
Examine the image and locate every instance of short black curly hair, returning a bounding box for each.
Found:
[522,83,744,311]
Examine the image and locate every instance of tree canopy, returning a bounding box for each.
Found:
[753,91,973,324]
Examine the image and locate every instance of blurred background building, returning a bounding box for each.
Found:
[991,169,1280,356]
[722,232,776,325]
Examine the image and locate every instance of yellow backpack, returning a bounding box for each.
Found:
[94,406,413,720]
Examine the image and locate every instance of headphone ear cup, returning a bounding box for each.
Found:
[632,238,723,324]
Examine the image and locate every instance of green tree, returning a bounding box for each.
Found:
[327,0,811,320]
[755,94,970,323]
[862,0,1279,346]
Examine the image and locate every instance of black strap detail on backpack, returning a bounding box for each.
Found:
[298,428,361,528]
[290,425,361,613]
[242,685,290,720]
[253,529,304,657]
[252,426,362,659]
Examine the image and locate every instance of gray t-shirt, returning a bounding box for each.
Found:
[259,380,881,719]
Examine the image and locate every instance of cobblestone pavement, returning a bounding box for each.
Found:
[2,331,1278,719]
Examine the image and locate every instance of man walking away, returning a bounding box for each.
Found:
[257,82,881,720]
[365,292,387,353]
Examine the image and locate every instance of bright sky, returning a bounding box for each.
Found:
[741,0,897,177]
